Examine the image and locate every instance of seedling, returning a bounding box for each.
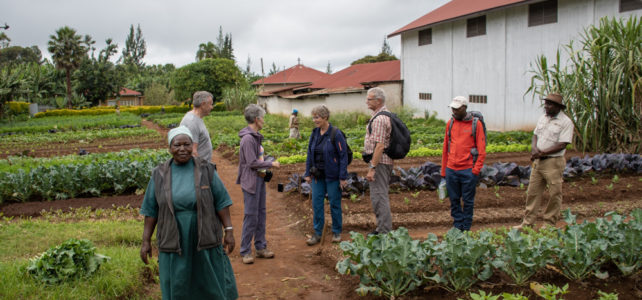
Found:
[591,177,598,185]
[612,175,619,184]
[606,183,614,191]
[494,186,502,199]
[411,191,420,198]
[530,282,569,300]
[467,290,500,300]
[404,197,410,205]
[596,290,618,300]
[519,183,525,190]
[350,194,359,203]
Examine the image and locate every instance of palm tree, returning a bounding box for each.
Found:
[196,42,219,61]
[47,26,91,108]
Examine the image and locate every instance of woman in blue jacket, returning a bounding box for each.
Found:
[304,105,349,245]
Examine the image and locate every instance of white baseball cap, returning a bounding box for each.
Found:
[449,96,468,109]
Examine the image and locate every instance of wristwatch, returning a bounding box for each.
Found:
[368,163,377,170]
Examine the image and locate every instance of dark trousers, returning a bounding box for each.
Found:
[240,176,267,256]
[445,168,478,231]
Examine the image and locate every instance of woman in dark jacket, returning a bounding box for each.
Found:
[304,105,349,245]
[140,126,237,299]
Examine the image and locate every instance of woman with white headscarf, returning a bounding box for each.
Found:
[140,126,238,299]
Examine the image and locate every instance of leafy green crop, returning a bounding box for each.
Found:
[553,209,609,280]
[0,149,169,202]
[492,229,558,285]
[336,228,427,299]
[0,113,141,134]
[26,238,109,284]
[595,209,642,275]
[425,228,494,292]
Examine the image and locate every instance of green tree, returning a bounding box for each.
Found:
[268,62,279,75]
[196,41,219,61]
[351,38,398,65]
[170,58,243,103]
[527,16,641,153]
[222,80,256,111]
[0,45,42,67]
[144,82,176,105]
[121,24,146,69]
[381,37,393,56]
[326,61,333,74]
[74,39,125,106]
[47,26,92,108]
[0,32,10,48]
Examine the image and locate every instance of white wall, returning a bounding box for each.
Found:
[400,0,641,131]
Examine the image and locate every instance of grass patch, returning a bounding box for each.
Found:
[0,217,159,299]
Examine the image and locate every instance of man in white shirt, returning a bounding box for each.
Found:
[514,93,574,229]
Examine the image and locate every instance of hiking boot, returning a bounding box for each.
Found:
[256,248,274,259]
[331,233,341,243]
[242,254,254,264]
[306,234,321,246]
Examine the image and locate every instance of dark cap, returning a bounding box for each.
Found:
[543,93,565,109]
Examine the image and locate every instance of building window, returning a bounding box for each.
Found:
[620,0,642,12]
[469,95,487,104]
[466,15,486,37]
[419,92,432,100]
[529,0,557,27]
[418,28,432,46]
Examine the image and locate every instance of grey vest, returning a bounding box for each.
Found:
[152,158,223,255]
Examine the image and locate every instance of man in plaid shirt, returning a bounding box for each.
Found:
[363,87,393,235]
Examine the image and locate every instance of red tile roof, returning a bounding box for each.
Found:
[305,60,400,90]
[119,87,142,96]
[252,64,331,85]
[389,0,528,37]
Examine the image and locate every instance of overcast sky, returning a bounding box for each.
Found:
[1,0,449,73]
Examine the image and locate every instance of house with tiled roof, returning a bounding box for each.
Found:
[390,0,641,130]
[102,88,144,106]
[252,64,331,97]
[257,60,402,116]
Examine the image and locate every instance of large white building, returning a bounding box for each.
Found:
[389,0,641,131]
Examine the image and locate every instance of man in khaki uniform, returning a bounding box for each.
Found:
[514,93,574,229]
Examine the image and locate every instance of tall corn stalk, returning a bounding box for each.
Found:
[527,16,641,153]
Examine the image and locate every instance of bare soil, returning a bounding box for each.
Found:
[2,121,640,299]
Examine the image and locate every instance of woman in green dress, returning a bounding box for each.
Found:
[140,126,238,300]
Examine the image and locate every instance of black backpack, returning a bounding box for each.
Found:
[330,127,353,165]
[447,110,487,164]
[367,111,411,160]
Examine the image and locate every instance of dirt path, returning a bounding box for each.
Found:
[212,150,346,299]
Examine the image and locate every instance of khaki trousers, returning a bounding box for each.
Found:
[522,156,565,226]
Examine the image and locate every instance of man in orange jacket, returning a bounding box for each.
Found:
[440,96,486,231]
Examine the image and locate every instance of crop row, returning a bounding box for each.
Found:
[146,111,532,158]
[0,127,160,146]
[283,153,642,196]
[0,113,141,135]
[0,149,169,202]
[336,209,641,299]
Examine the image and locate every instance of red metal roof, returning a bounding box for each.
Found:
[252,64,331,85]
[119,87,142,96]
[305,60,400,90]
[389,0,528,37]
